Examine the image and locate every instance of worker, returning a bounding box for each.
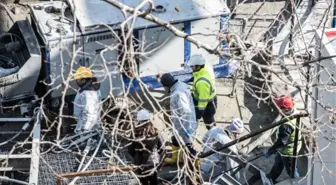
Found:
[163,136,184,165]
[264,95,301,183]
[159,73,198,156]
[73,66,102,134]
[226,118,245,140]
[158,136,186,183]
[188,54,217,130]
[201,126,240,183]
[128,109,163,185]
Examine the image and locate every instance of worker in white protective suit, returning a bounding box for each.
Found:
[73,66,102,134]
[159,73,198,156]
[201,126,240,183]
[226,118,245,140]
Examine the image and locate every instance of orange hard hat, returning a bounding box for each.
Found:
[274,95,294,109]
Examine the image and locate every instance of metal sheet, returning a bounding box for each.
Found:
[0,154,31,159]
[83,32,123,97]
[29,1,82,42]
[138,23,185,77]
[74,0,229,31]
[0,118,31,122]
[309,28,336,185]
[49,37,84,98]
[189,17,221,66]
[29,120,41,184]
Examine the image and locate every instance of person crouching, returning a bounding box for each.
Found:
[128,109,163,185]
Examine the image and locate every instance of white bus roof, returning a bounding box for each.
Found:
[73,0,229,32]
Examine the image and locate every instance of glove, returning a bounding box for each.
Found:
[264,153,271,159]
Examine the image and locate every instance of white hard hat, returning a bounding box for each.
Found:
[229,118,244,134]
[136,109,151,121]
[188,54,206,66]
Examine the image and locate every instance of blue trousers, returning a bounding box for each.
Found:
[269,153,300,182]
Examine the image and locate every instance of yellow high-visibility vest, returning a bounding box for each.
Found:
[279,120,302,155]
[192,67,216,110]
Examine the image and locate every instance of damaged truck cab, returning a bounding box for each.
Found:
[0,0,236,116]
[27,0,233,111]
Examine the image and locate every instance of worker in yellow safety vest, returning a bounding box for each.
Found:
[188,54,217,130]
[264,95,301,183]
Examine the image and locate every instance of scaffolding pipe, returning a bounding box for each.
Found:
[199,113,309,158]
[56,166,137,185]
[0,176,31,185]
[290,117,301,177]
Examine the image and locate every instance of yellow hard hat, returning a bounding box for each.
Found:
[73,66,93,80]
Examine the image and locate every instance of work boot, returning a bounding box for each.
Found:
[266,172,280,184]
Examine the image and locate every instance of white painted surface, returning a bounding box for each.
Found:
[138,23,185,76]
[74,0,229,32]
[30,1,81,42]
[83,32,123,97]
[310,28,336,185]
[49,37,84,98]
[189,17,221,66]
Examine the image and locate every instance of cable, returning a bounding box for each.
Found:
[0,176,31,185]
[0,121,30,146]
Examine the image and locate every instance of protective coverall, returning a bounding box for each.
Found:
[201,127,240,183]
[170,80,198,145]
[73,80,102,133]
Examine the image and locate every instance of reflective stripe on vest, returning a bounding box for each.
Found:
[193,77,215,102]
[280,120,302,155]
[193,68,216,102]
